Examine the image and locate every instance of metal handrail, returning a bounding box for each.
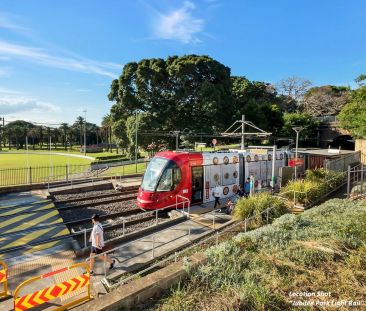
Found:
[111,205,277,289]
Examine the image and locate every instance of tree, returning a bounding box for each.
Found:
[280,113,320,144]
[338,85,366,138]
[102,114,113,152]
[76,116,84,147]
[355,74,366,86]
[231,76,284,135]
[276,76,312,108]
[302,86,350,117]
[60,123,70,150]
[109,55,234,138]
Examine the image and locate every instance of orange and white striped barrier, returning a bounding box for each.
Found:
[0,259,10,298]
[14,262,91,311]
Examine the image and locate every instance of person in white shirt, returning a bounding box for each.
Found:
[213,184,222,209]
[89,214,115,275]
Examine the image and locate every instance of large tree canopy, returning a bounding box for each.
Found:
[109,55,234,134]
[302,85,350,117]
[231,76,284,135]
[338,85,366,139]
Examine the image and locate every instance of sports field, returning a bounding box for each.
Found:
[0,153,92,169]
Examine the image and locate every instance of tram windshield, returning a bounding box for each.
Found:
[141,157,182,192]
[141,157,168,191]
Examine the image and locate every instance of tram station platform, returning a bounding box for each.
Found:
[0,191,70,259]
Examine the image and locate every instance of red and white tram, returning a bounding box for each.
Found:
[137,150,292,210]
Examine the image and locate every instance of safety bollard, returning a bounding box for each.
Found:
[155,210,158,226]
[266,208,269,224]
[0,259,10,298]
[122,218,125,236]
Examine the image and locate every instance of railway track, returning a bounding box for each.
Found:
[0,188,175,255]
[0,190,138,218]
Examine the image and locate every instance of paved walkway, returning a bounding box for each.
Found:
[91,201,233,291]
[0,192,70,259]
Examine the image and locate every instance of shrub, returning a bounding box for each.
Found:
[233,192,288,227]
[280,169,346,206]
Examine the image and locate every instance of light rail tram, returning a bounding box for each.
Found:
[137,149,294,210]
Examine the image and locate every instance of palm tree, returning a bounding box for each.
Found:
[28,127,38,150]
[76,116,84,148]
[102,114,113,152]
[60,123,69,150]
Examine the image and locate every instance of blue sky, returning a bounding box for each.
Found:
[0,0,365,125]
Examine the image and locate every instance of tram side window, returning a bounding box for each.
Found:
[157,165,182,192]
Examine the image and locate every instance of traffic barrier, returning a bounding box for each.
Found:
[0,259,10,298]
[13,262,91,311]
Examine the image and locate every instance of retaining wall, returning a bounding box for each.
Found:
[72,253,207,311]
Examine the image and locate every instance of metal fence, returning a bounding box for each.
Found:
[325,151,360,172]
[98,204,277,290]
[0,161,149,187]
[347,163,366,199]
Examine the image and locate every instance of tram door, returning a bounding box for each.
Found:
[191,166,204,203]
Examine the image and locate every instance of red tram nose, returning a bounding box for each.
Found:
[137,188,156,209]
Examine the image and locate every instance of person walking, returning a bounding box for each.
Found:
[89,214,115,275]
[213,184,222,209]
[244,178,251,197]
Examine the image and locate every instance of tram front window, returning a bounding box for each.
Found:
[141,157,168,191]
[156,162,182,192]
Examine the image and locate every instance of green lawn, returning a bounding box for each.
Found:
[0,153,147,186]
[0,153,92,169]
[102,162,148,176]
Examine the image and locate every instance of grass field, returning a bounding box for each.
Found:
[0,153,92,169]
[0,152,147,186]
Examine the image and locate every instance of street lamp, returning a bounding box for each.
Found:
[83,109,87,156]
[292,126,303,180]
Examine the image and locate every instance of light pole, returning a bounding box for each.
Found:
[170,128,189,150]
[83,109,87,155]
[292,126,303,180]
[135,111,138,172]
[0,117,3,151]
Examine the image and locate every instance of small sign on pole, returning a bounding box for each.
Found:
[212,139,217,151]
[289,159,304,167]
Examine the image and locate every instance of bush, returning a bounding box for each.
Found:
[280,169,346,206]
[233,192,288,226]
[149,199,366,311]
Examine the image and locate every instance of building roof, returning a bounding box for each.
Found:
[297,148,355,158]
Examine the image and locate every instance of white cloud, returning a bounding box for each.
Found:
[154,1,204,44]
[0,40,121,78]
[0,94,60,115]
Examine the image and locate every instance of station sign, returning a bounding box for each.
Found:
[289,158,304,167]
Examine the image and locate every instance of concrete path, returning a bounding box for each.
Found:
[91,201,233,291]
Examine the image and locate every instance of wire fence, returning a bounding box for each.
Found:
[0,161,149,187]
